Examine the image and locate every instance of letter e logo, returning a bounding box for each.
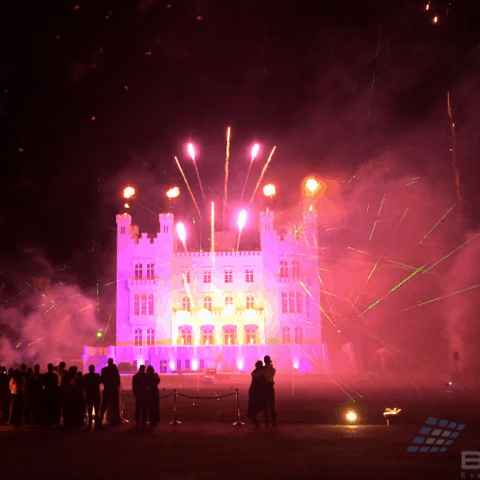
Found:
[462,452,480,470]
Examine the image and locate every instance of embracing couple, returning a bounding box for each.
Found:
[247,355,276,427]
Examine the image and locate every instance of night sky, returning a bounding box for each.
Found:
[1,0,480,282]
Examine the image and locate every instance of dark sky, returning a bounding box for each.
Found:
[1,0,480,277]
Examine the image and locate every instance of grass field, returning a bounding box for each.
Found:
[0,374,478,480]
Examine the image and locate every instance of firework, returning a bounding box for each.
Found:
[176,222,187,252]
[188,143,206,205]
[166,187,180,199]
[174,156,202,220]
[236,210,247,251]
[239,144,260,205]
[263,183,276,198]
[305,178,319,194]
[249,146,276,205]
[211,201,215,255]
[223,127,231,230]
[123,186,135,199]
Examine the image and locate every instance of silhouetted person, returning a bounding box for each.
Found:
[63,367,75,427]
[32,365,43,424]
[262,355,276,427]
[74,371,85,426]
[132,365,148,426]
[22,368,34,424]
[100,358,121,425]
[57,361,67,425]
[83,365,101,428]
[0,366,10,424]
[146,365,160,426]
[43,364,59,426]
[248,360,265,427]
[8,370,23,426]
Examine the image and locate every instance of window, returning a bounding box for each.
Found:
[289,292,295,313]
[282,326,291,344]
[282,292,288,313]
[159,360,167,374]
[164,226,169,233]
[120,226,126,234]
[182,296,191,311]
[204,269,211,283]
[201,327,214,345]
[146,328,154,346]
[146,263,154,279]
[135,263,142,280]
[204,296,212,311]
[183,270,191,284]
[177,359,182,371]
[245,325,258,345]
[134,294,140,315]
[148,294,154,315]
[296,292,303,313]
[141,294,147,315]
[223,326,236,345]
[295,326,304,344]
[245,269,254,282]
[225,269,233,283]
[200,359,205,370]
[292,260,300,278]
[180,326,192,345]
[225,295,233,306]
[280,261,288,278]
[134,328,142,346]
[185,359,190,371]
[246,295,254,309]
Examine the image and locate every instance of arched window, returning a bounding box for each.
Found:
[183,270,191,284]
[134,328,142,346]
[292,260,300,278]
[245,269,254,282]
[148,294,154,315]
[295,326,304,344]
[282,326,291,344]
[280,261,288,278]
[223,326,236,345]
[289,292,295,313]
[146,328,154,346]
[245,325,258,344]
[296,292,303,313]
[224,269,233,283]
[182,296,191,312]
[146,263,155,279]
[180,326,192,345]
[204,269,212,283]
[225,295,233,306]
[134,294,140,315]
[246,295,255,309]
[135,263,142,280]
[201,326,214,345]
[282,292,288,313]
[204,296,212,311]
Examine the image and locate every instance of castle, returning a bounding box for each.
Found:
[84,208,329,374]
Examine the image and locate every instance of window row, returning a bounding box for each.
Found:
[178,325,260,345]
[279,260,301,278]
[282,326,304,344]
[182,268,255,284]
[133,294,155,315]
[281,292,303,314]
[181,295,255,311]
[134,263,155,280]
[134,328,155,346]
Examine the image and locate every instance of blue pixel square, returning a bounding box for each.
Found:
[457,424,465,430]
[445,440,453,446]
[426,417,438,425]
[450,432,459,438]
[407,446,419,452]
[420,447,430,452]
[419,427,431,435]
[438,420,448,427]
[430,447,439,452]
[440,447,447,452]
[448,422,457,429]
[413,437,425,444]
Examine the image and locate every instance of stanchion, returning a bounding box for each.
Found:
[170,389,181,425]
[233,388,244,426]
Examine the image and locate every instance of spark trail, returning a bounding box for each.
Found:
[174,156,203,220]
[223,127,231,230]
[248,146,276,205]
[419,202,457,244]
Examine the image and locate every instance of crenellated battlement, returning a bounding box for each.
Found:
[174,251,261,257]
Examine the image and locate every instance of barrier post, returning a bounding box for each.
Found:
[233,388,244,426]
[170,389,181,425]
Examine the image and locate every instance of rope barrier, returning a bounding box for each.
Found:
[176,393,235,400]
